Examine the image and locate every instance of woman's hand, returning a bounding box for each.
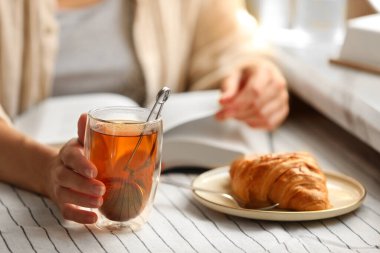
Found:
[216,58,289,130]
[45,114,105,224]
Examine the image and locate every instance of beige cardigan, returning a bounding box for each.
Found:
[0,0,257,122]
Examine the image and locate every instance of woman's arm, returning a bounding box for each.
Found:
[0,119,56,195]
[0,116,105,224]
[189,0,289,130]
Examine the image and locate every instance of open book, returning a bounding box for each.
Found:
[14,90,262,169]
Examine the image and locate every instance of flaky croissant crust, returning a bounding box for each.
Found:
[230,152,331,211]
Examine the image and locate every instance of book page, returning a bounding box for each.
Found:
[14,93,138,145]
[155,89,269,169]
[163,116,251,168]
[13,90,219,145]
[160,90,220,132]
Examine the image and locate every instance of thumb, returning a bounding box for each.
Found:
[219,71,241,105]
[77,113,87,145]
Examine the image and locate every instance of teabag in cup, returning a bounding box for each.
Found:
[100,87,171,222]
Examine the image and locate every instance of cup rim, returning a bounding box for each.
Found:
[87,106,162,125]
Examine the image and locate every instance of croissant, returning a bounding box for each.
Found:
[230,152,331,211]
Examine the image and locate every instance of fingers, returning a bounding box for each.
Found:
[59,138,97,178]
[55,164,105,197]
[226,65,272,110]
[253,77,285,111]
[51,138,105,224]
[216,66,270,120]
[77,113,87,145]
[56,186,103,208]
[260,88,288,119]
[228,82,288,122]
[219,71,242,104]
[61,203,98,224]
[265,104,289,130]
[244,91,289,130]
[216,60,289,130]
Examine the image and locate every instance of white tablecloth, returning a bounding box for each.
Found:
[1,101,380,253]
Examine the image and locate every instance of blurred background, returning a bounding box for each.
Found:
[245,0,377,45]
[242,0,380,155]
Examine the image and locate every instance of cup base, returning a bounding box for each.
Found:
[95,214,145,232]
[95,211,146,232]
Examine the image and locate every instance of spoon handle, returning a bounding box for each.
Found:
[160,179,280,210]
[124,87,171,171]
[160,180,227,194]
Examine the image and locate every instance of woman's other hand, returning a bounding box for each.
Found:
[46,114,105,224]
[216,58,289,130]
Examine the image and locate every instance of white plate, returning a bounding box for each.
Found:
[192,166,366,221]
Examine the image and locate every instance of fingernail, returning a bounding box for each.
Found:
[91,197,103,207]
[85,168,95,178]
[85,214,97,224]
[92,185,106,196]
[88,216,97,224]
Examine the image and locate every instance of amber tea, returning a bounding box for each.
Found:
[88,122,158,221]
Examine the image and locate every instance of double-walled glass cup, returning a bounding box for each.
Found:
[85,106,163,231]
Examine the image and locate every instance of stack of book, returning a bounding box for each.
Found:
[331,1,380,74]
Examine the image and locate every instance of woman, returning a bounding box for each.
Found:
[0,0,288,224]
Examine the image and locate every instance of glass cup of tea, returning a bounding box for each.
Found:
[84,106,163,231]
